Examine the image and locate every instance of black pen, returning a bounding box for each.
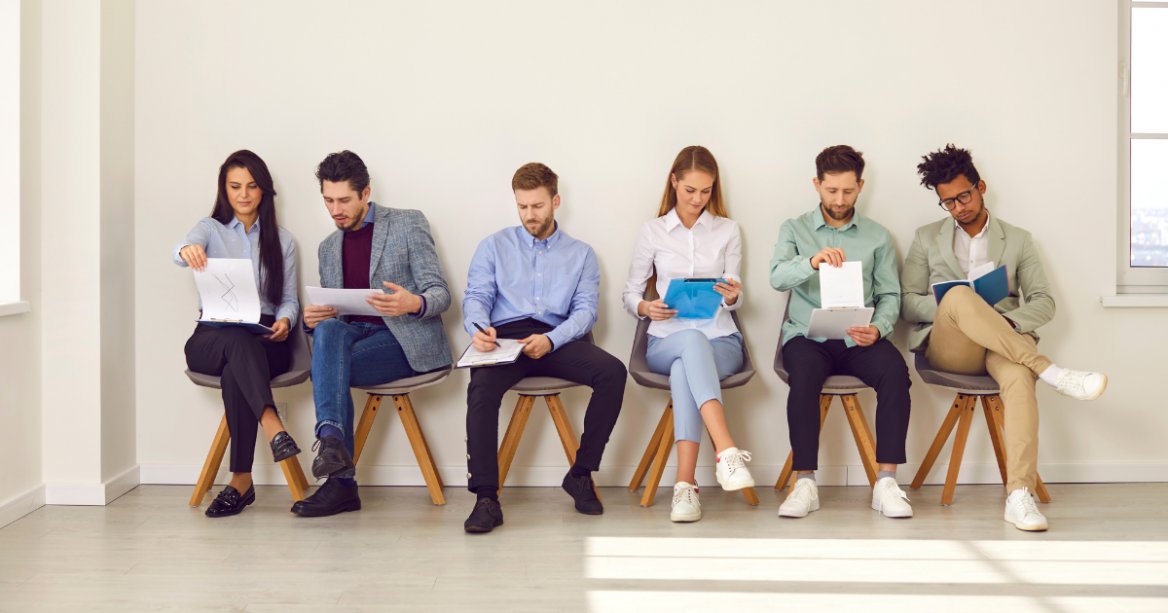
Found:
[472,322,500,348]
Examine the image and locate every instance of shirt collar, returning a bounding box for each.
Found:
[663,208,713,232]
[229,216,260,235]
[524,221,561,248]
[953,211,990,239]
[811,205,860,232]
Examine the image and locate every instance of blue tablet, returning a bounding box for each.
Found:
[663,278,725,319]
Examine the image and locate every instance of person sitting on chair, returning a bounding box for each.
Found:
[902,144,1107,531]
[770,145,913,520]
[176,149,301,518]
[292,150,453,518]
[461,162,627,534]
[622,145,754,524]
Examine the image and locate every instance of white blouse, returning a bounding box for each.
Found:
[622,209,742,339]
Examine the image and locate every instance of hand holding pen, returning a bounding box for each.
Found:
[472,322,499,352]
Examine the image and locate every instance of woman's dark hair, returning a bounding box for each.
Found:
[917,143,981,190]
[316,150,370,194]
[211,149,284,307]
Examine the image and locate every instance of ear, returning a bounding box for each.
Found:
[552,194,561,210]
[977,180,987,195]
[812,177,821,190]
[857,178,865,191]
[361,185,372,202]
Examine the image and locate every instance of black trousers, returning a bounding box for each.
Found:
[185,317,292,473]
[783,336,911,471]
[465,319,627,495]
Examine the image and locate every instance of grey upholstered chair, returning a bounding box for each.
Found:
[353,367,452,506]
[910,352,1051,505]
[186,328,311,507]
[626,313,760,508]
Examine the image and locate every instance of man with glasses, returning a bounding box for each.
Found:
[901,144,1107,532]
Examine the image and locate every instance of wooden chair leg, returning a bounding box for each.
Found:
[497,395,535,494]
[941,394,978,505]
[353,394,383,465]
[981,395,1009,485]
[629,402,672,491]
[740,487,760,506]
[984,394,1051,503]
[640,403,674,507]
[840,394,878,487]
[775,394,832,490]
[393,394,446,506]
[190,415,231,507]
[911,394,964,489]
[278,457,308,502]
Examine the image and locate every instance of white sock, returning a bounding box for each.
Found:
[1038,365,1064,386]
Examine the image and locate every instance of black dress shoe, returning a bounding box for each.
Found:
[463,498,504,534]
[205,485,255,518]
[270,431,301,463]
[290,477,361,517]
[561,471,604,515]
[311,436,355,480]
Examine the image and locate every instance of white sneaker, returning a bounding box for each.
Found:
[670,482,702,522]
[1004,487,1049,531]
[715,447,755,491]
[1053,369,1107,401]
[778,478,819,518]
[870,476,913,518]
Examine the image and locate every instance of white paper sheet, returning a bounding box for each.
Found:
[818,260,864,308]
[807,307,875,340]
[193,258,263,324]
[304,286,383,317]
[456,338,525,368]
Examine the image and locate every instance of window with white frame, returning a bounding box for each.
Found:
[1122,2,1168,290]
[0,0,21,307]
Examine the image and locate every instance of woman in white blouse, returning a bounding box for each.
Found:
[623,145,754,523]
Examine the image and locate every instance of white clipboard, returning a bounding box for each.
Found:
[455,339,525,368]
[807,307,874,340]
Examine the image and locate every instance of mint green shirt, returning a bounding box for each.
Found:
[769,207,901,347]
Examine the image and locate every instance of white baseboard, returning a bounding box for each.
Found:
[138,461,1168,488]
[44,465,141,506]
[0,484,46,528]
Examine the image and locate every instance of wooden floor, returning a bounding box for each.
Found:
[1,483,1167,612]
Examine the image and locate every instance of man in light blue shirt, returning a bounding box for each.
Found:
[770,145,913,521]
[461,162,627,534]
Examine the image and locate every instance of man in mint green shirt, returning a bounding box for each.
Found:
[769,145,912,520]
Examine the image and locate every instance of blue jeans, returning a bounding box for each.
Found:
[311,319,418,454]
[646,330,743,443]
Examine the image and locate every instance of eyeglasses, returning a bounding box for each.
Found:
[937,187,978,211]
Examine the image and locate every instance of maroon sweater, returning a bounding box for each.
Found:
[342,222,386,326]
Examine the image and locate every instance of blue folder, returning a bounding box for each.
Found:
[932,265,1009,306]
[663,278,724,319]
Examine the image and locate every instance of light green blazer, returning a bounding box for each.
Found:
[900,215,1055,352]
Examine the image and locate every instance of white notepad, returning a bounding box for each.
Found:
[808,260,872,339]
[456,338,524,368]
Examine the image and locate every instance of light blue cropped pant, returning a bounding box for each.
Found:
[646,330,744,443]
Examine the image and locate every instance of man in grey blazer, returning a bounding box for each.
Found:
[292,150,453,517]
[901,144,1106,532]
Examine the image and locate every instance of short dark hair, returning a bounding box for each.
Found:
[815,145,865,181]
[917,144,981,191]
[316,150,370,194]
[512,162,558,197]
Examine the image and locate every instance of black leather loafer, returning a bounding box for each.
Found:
[463,498,504,534]
[270,431,301,463]
[205,485,255,518]
[561,471,604,515]
[311,436,355,480]
[290,477,361,517]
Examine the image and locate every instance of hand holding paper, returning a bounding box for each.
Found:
[807,260,874,340]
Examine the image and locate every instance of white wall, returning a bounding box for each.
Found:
[135,0,1163,489]
[0,0,43,528]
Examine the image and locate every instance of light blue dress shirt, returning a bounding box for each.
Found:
[462,224,599,352]
[174,216,300,324]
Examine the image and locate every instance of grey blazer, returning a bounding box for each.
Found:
[900,215,1055,353]
[317,203,453,372]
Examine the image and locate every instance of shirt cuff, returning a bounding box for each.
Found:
[411,295,428,319]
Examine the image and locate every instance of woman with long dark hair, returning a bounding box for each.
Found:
[175,149,301,517]
[622,145,754,523]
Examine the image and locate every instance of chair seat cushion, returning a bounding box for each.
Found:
[512,376,579,395]
[913,353,1000,393]
[356,367,452,395]
[185,368,310,390]
[772,366,868,393]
